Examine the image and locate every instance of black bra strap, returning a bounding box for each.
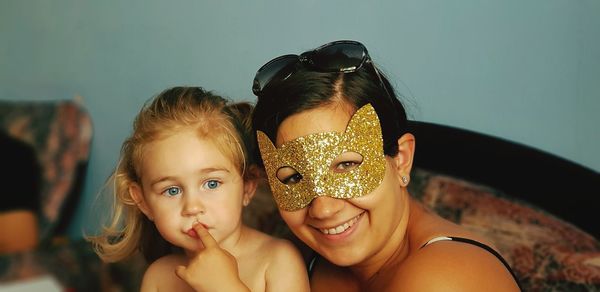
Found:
[421,236,522,290]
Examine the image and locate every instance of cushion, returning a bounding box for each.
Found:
[409,168,600,291]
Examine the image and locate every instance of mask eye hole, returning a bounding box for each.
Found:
[331,151,363,173]
[276,167,303,185]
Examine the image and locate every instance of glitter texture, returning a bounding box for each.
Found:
[257,104,386,211]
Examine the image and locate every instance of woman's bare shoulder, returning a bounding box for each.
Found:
[389,239,520,291]
[407,200,495,249]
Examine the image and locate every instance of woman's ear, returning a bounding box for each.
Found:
[129,183,153,220]
[392,133,416,185]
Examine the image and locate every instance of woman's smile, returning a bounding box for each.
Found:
[311,211,365,243]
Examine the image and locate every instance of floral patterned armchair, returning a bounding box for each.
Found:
[0,100,112,291]
[0,100,92,242]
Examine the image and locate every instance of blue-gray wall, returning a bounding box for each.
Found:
[1,0,598,238]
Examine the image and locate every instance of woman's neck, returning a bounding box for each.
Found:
[350,192,413,286]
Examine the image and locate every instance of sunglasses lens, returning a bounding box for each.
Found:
[252,42,370,96]
[311,43,367,72]
[253,55,299,95]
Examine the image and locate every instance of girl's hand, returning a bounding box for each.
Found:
[175,224,250,292]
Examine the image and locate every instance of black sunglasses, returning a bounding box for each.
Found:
[252,40,392,101]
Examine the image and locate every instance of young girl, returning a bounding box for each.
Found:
[90,87,309,292]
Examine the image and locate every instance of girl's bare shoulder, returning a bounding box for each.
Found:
[141,254,192,292]
[151,253,187,265]
[242,226,297,255]
[242,227,310,291]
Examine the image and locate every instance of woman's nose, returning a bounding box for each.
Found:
[308,196,345,219]
[182,195,206,216]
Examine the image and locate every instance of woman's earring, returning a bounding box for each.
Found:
[401,176,409,186]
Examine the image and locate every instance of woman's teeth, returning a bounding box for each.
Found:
[319,213,362,235]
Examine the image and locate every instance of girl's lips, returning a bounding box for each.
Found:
[187,229,199,238]
[187,223,209,238]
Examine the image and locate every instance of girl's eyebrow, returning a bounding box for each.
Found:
[149,168,232,187]
[149,176,177,188]
[198,167,231,174]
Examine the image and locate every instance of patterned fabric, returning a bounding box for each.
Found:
[409,168,600,291]
[0,100,92,242]
[0,238,148,292]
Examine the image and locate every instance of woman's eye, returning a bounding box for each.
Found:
[335,161,360,172]
[276,167,303,185]
[331,152,363,173]
[203,180,221,190]
[282,173,303,185]
[162,187,181,197]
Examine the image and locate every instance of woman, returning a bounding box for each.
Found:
[251,40,521,291]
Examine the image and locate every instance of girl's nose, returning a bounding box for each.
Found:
[182,195,206,216]
[308,196,345,220]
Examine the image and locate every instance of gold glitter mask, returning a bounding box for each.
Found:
[257,104,386,211]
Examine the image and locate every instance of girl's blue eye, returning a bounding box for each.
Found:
[203,180,220,190]
[163,187,181,197]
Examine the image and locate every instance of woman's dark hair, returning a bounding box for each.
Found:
[251,64,408,165]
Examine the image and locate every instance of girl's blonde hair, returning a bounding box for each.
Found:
[88,87,257,263]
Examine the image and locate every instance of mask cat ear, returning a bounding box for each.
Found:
[256,130,277,162]
[344,103,383,139]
